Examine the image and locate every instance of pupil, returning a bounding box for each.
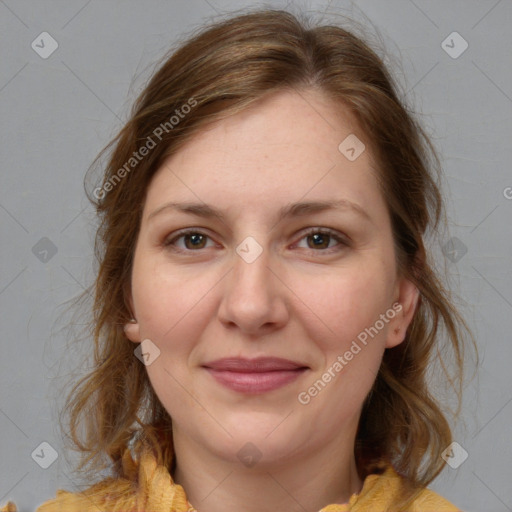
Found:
[187,234,204,248]
[310,233,328,248]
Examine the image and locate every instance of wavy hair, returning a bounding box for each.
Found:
[60,8,475,508]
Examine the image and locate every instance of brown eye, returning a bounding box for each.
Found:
[183,233,207,249]
[164,229,215,252]
[295,228,348,253]
[306,232,331,249]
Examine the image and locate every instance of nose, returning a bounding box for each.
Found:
[217,244,289,336]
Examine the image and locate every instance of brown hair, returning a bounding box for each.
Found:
[61,7,475,506]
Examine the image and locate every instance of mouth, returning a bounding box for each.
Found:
[202,357,309,394]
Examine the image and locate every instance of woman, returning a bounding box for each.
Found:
[2,8,473,512]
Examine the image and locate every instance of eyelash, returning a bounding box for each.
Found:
[163,227,349,255]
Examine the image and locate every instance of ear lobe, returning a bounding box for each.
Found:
[386,278,420,349]
[124,320,141,343]
[123,283,140,342]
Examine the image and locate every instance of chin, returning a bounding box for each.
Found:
[203,417,306,463]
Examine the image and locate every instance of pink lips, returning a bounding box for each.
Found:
[202,357,308,394]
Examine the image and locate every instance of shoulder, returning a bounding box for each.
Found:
[1,481,135,512]
[408,487,461,512]
[349,466,461,512]
[34,444,149,511]
[34,447,190,512]
[35,478,137,512]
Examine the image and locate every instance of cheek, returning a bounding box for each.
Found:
[131,257,221,350]
[130,261,219,412]
[290,263,394,351]
[292,269,392,424]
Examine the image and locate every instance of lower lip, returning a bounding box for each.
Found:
[204,368,307,393]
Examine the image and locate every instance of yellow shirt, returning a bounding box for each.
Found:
[1,447,460,512]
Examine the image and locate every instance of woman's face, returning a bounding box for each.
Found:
[125,89,418,467]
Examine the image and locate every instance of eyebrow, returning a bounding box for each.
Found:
[147,199,372,224]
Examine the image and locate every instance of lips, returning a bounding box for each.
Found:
[202,357,308,394]
[203,357,307,372]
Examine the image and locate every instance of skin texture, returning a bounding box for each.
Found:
[124,88,419,512]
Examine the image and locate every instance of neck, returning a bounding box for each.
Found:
[172,428,363,512]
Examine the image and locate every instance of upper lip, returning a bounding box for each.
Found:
[202,357,308,372]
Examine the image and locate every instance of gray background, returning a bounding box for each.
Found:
[1,0,511,510]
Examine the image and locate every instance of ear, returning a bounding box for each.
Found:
[123,286,141,343]
[124,319,141,343]
[385,276,420,349]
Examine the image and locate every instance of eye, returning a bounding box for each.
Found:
[164,229,216,252]
[294,228,348,253]
[163,227,349,255]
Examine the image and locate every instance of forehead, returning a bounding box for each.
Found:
[143,89,386,224]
